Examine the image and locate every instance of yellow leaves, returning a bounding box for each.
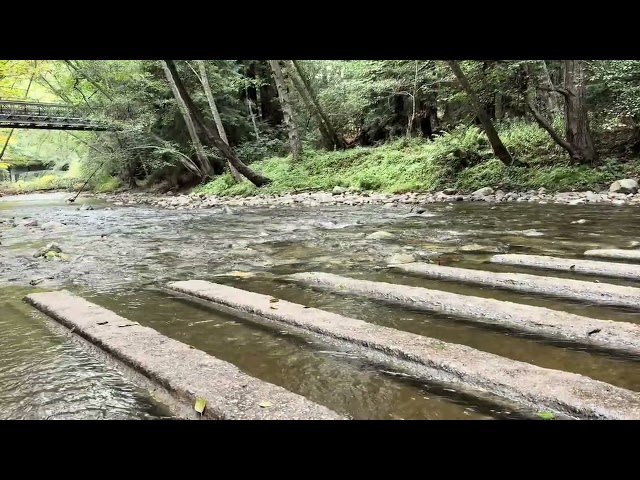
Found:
[194,397,207,414]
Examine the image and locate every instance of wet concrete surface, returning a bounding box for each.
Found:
[3,192,640,419]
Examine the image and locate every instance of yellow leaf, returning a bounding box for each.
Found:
[269,297,279,303]
[194,397,206,414]
[259,401,273,408]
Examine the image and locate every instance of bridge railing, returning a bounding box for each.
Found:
[0,100,91,121]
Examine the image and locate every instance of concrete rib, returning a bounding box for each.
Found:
[393,262,640,309]
[24,290,344,420]
[168,279,640,420]
[286,272,640,357]
[490,254,640,281]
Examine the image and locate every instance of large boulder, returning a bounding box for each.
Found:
[609,178,638,194]
[472,187,494,197]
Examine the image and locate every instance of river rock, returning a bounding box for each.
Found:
[80,205,94,211]
[366,231,395,240]
[40,221,65,230]
[34,243,62,258]
[442,188,457,195]
[386,253,416,265]
[332,186,347,195]
[458,243,501,254]
[472,187,494,197]
[22,219,39,227]
[610,178,638,194]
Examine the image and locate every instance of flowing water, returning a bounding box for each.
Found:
[1,192,639,419]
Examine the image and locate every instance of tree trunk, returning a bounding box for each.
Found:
[290,60,345,149]
[160,60,212,178]
[163,60,271,187]
[495,92,503,121]
[563,60,596,164]
[286,61,334,149]
[446,60,514,166]
[540,60,559,115]
[268,60,302,160]
[195,60,243,182]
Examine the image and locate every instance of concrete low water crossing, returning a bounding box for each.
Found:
[3,192,640,419]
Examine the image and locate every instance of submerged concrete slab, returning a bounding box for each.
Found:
[490,254,640,281]
[24,290,344,420]
[286,272,640,357]
[584,249,640,262]
[394,262,640,309]
[167,279,640,420]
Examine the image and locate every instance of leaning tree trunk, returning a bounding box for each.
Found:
[195,60,243,182]
[446,60,514,166]
[268,60,302,160]
[290,60,345,150]
[285,61,334,149]
[160,60,212,178]
[563,60,596,165]
[163,60,271,187]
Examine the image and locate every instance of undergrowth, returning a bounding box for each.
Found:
[197,120,640,197]
[0,172,121,195]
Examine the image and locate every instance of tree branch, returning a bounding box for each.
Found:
[537,84,573,99]
[526,97,577,157]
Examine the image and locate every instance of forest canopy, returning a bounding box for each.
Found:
[2,60,640,194]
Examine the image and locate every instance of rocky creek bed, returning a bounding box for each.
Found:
[97,178,640,210]
[2,191,640,419]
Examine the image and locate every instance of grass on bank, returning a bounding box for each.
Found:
[196,120,640,197]
[0,171,121,195]
[4,120,639,197]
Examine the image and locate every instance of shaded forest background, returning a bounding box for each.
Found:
[2,60,640,195]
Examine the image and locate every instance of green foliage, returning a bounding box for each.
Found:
[92,176,121,193]
[536,410,556,420]
[3,59,640,197]
[0,172,77,194]
[197,120,640,197]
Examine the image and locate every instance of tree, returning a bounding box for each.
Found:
[446,60,514,166]
[289,60,345,150]
[268,60,302,159]
[162,60,271,187]
[195,60,243,182]
[160,60,213,178]
[526,60,596,165]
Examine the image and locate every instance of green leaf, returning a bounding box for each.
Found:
[194,397,206,414]
[536,410,555,420]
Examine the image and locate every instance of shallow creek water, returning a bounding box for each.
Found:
[1,192,639,419]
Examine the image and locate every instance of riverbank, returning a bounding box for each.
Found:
[98,184,640,210]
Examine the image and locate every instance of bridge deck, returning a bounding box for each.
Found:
[0,100,108,131]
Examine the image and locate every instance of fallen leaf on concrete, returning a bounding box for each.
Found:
[259,401,273,408]
[195,397,207,414]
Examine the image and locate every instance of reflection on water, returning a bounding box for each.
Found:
[0,286,172,420]
[2,192,640,419]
